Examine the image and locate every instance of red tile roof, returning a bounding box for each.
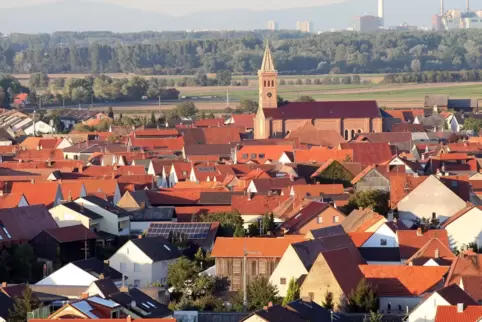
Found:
[290,184,345,197]
[203,127,242,144]
[81,165,146,178]
[130,137,184,151]
[282,202,344,232]
[15,149,65,161]
[339,142,393,166]
[285,122,345,147]
[229,114,255,129]
[133,128,179,138]
[446,253,482,286]
[405,237,456,265]
[263,101,381,120]
[397,229,450,259]
[174,205,233,222]
[237,145,293,163]
[44,225,97,243]
[294,147,353,163]
[0,193,26,208]
[194,118,225,128]
[148,189,208,205]
[389,174,428,208]
[11,181,61,207]
[434,306,482,322]
[360,265,449,296]
[231,195,289,215]
[348,232,374,247]
[211,236,305,258]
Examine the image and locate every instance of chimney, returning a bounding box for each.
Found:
[435,248,440,259]
[387,211,394,222]
[99,273,105,280]
[0,190,4,197]
[263,306,268,311]
[457,303,464,313]
[440,0,444,15]
[466,0,470,12]
[268,302,273,307]
[378,0,384,26]
[104,260,109,265]
[248,193,252,201]
[1,282,6,288]
[81,292,89,299]
[138,235,143,239]
[126,316,132,322]
[416,227,423,236]
[30,179,35,184]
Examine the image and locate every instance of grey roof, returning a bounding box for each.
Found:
[130,207,174,222]
[309,225,346,239]
[291,234,364,271]
[92,279,119,298]
[424,95,449,108]
[199,191,244,205]
[62,202,103,220]
[241,305,306,322]
[448,98,478,111]
[184,144,233,156]
[109,288,171,318]
[127,190,151,208]
[436,284,477,306]
[286,300,330,321]
[72,258,123,281]
[132,159,152,170]
[130,236,181,262]
[359,247,401,262]
[0,292,13,319]
[81,196,130,218]
[63,143,128,154]
[57,109,100,121]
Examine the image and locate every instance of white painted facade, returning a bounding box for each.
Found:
[74,198,130,236]
[246,181,258,194]
[169,166,179,188]
[55,138,73,150]
[278,152,292,164]
[36,263,97,286]
[49,204,100,231]
[109,240,176,288]
[397,176,466,226]
[444,207,482,251]
[389,157,416,174]
[24,121,55,135]
[269,245,307,297]
[408,292,449,322]
[360,224,399,248]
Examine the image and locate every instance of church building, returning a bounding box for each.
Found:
[254,45,383,140]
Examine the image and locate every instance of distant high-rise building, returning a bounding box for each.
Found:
[353,15,382,32]
[296,21,313,33]
[267,21,279,31]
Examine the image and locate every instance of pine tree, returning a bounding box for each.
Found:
[233,224,246,237]
[262,214,270,235]
[107,106,114,118]
[8,284,41,322]
[322,291,334,310]
[282,278,300,306]
[347,279,378,313]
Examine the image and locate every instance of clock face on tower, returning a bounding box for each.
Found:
[267,92,273,98]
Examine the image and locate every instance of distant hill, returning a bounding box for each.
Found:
[0,0,469,33]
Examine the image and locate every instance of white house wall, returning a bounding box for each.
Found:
[268,246,307,297]
[445,208,482,251]
[36,263,97,286]
[379,296,423,316]
[408,292,448,322]
[109,240,153,288]
[361,224,399,248]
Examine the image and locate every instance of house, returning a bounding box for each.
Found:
[404,236,455,266]
[396,175,467,226]
[351,165,392,192]
[240,303,308,322]
[117,190,151,211]
[247,177,297,194]
[146,222,218,251]
[109,287,172,318]
[57,109,110,130]
[360,265,450,314]
[310,160,358,187]
[339,142,393,166]
[36,258,123,286]
[269,233,364,297]
[183,144,232,162]
[0,193,29,208]
[341,208,387,233]
[287,184,345,198]
[224,113,255,131]
[408,284,476,322]
[0,205,58,248]
[353,132,413,153]
[445,252,482,286]
[235,145,294,164]
[254,46,382,140]
[441,204,482,251]
[285,122,346,147]
[108,236,181,288]
[434,305,482,322]
[231,194,289,225]
[397,229,450,262]
[294,146,353,163]
[211,236,304,291]
[281,202,346,235]
[10,181,63,207]
[31,225,97,264]
[46,295,123,319]
[299,247,364,310]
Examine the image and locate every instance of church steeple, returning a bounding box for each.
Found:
[260,45,275,72]
[258,42,278,109]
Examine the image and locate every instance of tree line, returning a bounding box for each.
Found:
[4,29,482,74]
[382,69,482,84]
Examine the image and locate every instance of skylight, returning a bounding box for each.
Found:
[146,301,156,308]
[1,224,11,239]
[163,245,171,251]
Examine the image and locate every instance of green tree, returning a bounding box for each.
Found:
[216,70,232,86]
[233,224,246,237]
[175,101,198,118]
[150,111,157,127]
[248,221,260,237]
[29,72,49,88]
[322,291,334,310]
[352,75,361,84]
[463,117,482,134]
[296,96,315,102]
[277,95,288,107]
[8,284,41,322]
[199,211,244,237]
[364,311,384,322]
[107,106,114,118]
[346,279,378,313]
[238,99,258,113]
[232,276,280,312]
[12,244,35,282]
[282,278,300,306]
[344,190,389,216]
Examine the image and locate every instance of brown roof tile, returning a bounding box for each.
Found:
[211,236,305,258]
[231,194,289,215]
[285,122,345,147]
[389,174,428,208]
[397,229,450,259]
[339,142,393,166]
[295,147,353,163]
[446,253,482,286]
[44,225,97,243]
[435,306,482,322]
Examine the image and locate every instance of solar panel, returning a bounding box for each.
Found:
[147,223,211,240]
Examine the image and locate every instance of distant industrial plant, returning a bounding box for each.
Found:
[433,0,482,30]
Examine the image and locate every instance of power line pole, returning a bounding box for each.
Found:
[243,242,260,311]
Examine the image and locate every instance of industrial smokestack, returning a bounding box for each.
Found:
[466,0,470,12]
[440,0,444,15]
[378,0,384,26]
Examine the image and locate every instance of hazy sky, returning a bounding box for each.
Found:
[0,0,343,15]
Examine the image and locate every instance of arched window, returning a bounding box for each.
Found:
[271,80,275,87]
[264,80,267,87]
[351,130,355,139]
[344,130,349,140]
[357,129,362,133]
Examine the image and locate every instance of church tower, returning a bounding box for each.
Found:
[258,44,278,109]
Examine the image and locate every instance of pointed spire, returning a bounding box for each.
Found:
[260,42,276,72]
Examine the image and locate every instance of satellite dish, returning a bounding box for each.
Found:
[131,301,137,308]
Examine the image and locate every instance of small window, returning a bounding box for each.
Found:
[259,153,265,159]
[251,153,257,159]
[380,239,387,246]
[182,171,187,176]
[344,129,349,140]
[134,280,140,287]
[251,261,257,275]
[120,262,126,272]
[280,278,286,285]
[308,292,314,301]
[398,305,402,311]
[333,216,339,223]
[164,245,171,251]
[242,153,248,159]
[432,212,437,220]
[317,216,323,224]
[134,263,141,272]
